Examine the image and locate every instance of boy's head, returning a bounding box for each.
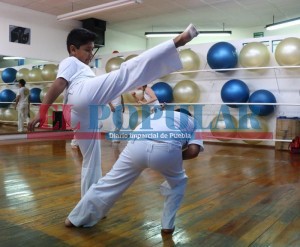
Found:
[18,79,26,87]
[66,28,97,65]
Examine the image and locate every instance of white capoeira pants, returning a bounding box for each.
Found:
[66,40,183,197]
[68,140,188,229]
[17,105,29,132]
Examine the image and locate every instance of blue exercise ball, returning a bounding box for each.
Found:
[221,79,249,108]
[151,82,173,103]
[249,90,276,116]
[207,42,238,72]
[0,89,16,107]
[1,68,17,83]
[30,87,42,103]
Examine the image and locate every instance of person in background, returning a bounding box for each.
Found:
[15,79,30,132]
[108,95,124,143]
[131,84,160,112]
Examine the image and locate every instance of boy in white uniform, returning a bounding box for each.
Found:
[65,109,204,234]
[15,79,30,132]
[28,24,199,198]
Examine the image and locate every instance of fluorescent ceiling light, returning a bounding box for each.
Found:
[265,17,300,30]
[145,30,231,38]
[3,56,25,60]
[145,32,181,38]
[57,0,142,21]
[198,31,232,37]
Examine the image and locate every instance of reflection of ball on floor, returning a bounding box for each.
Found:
[173,80,200,103]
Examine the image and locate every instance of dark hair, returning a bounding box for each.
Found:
[18,79,26,86]
[66,28,97,53]
[174,108,192,116]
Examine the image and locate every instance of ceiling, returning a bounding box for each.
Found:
[1,0,300,38]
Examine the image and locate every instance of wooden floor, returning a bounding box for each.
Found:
[0,138,299,247]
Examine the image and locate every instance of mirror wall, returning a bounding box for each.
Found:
[0,56,59,135]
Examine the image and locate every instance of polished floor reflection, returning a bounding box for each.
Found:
[0,139,299,246]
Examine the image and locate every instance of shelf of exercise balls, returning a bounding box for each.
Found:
[163,102,300,106]
[161,102,298,143]
[0,81,55,85]
[171,65,300,74]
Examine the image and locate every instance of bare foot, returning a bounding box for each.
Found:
[174,23,198,48]
[161,227,175,235]
[65,218,75,227]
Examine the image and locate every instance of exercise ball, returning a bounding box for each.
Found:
[3,108,18,122]
[275,37,300,66]
[173,80,200,103]
[16,68,30,81]
[221,79,249,108]
[179,49,200,73]
[40,87,64,103]
[105,57,124,73]
[41,64,57,81]
[249,90,276,116]
[151,82,173,103]
[128,108,150,130]
[1,68,17,83]
[207,42,238,71]
[30,88,42,103]
[210,113,238,141]
[123,92,136,104]
[28,68,43,82]
[239,42,270,68]
[0,89,16,107]
[238,114,269,144]
[125,54,138,61]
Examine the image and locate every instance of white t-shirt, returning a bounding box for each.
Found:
[17,87,30,107]
[57,56,95,102]
[134,110,203,149]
